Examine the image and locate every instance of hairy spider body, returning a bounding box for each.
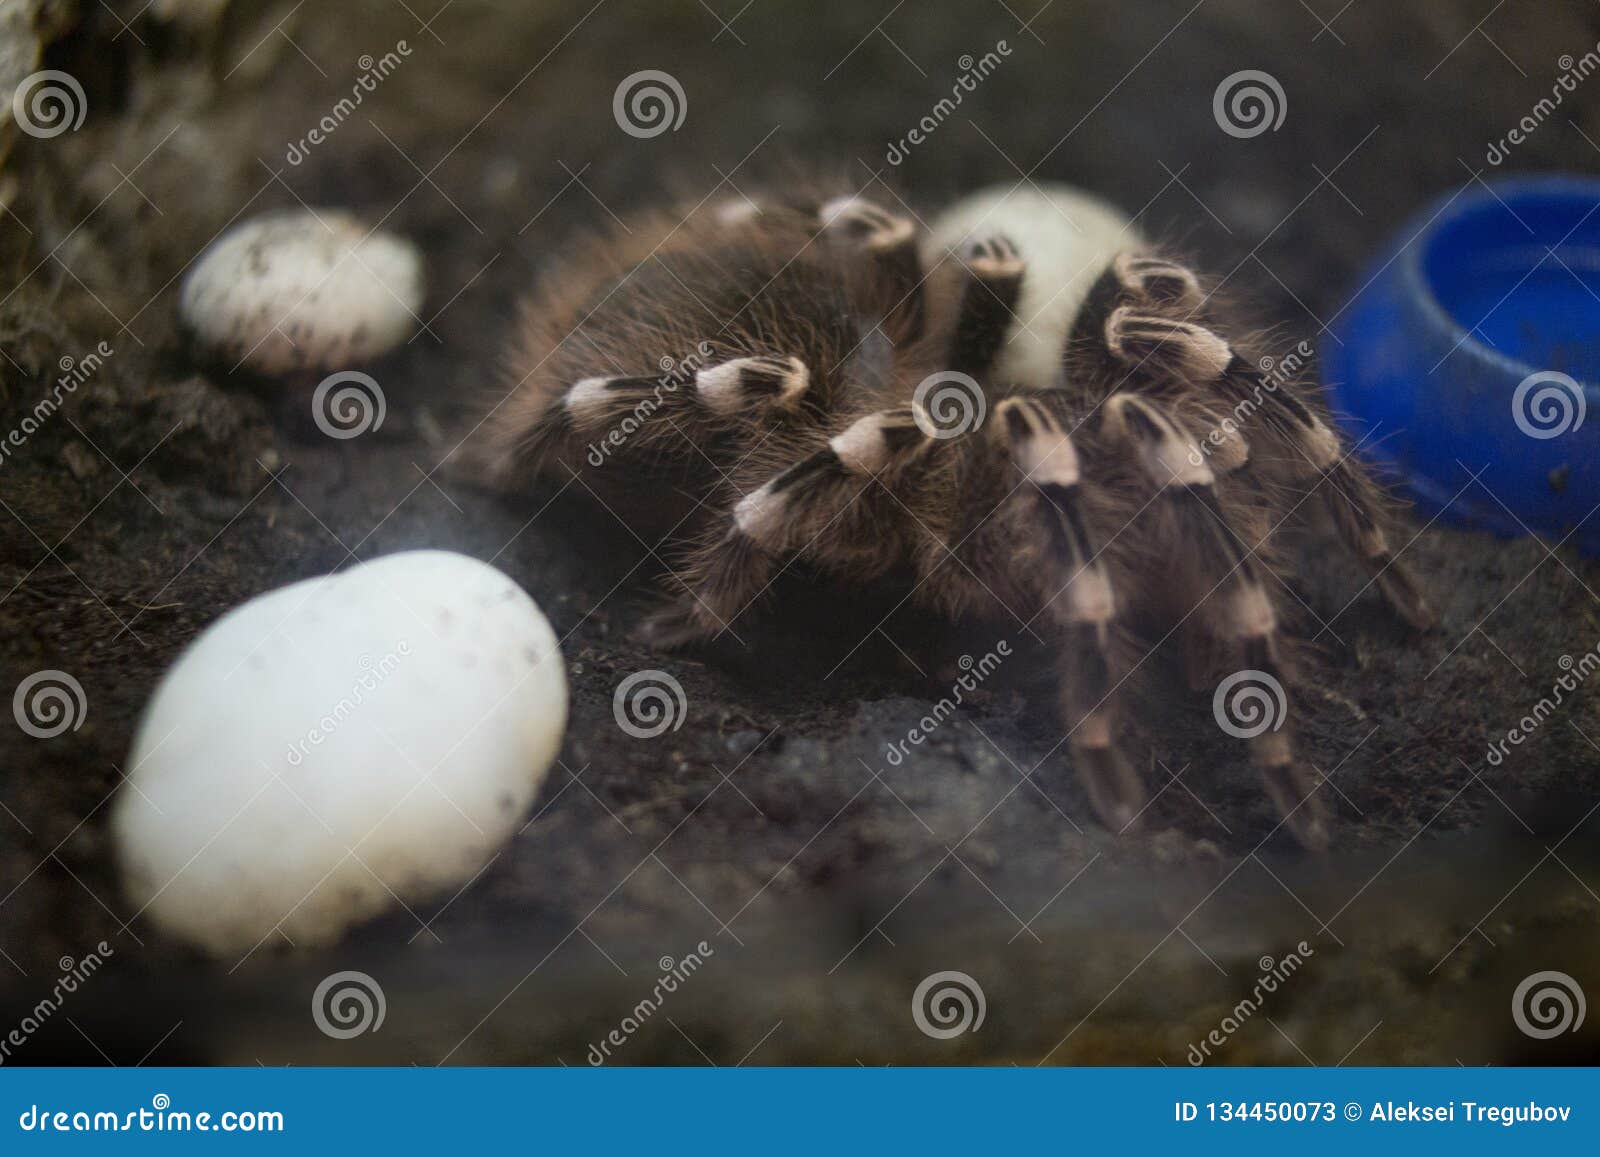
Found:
[488,180,1431,850]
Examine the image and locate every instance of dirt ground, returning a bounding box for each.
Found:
[1,0,1598,1065]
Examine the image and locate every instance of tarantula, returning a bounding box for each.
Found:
[486,179,1432,849]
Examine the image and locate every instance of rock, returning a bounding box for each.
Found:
[178,209,423,375]
[112,550,567,956]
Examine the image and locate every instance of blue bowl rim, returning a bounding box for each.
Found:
[1395,172,1600,405]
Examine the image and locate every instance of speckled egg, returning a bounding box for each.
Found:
[178,209,423,374]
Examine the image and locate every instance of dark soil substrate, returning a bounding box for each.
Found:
[1,0,1597,1064]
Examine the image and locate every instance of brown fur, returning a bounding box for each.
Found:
[484,180,1432,850]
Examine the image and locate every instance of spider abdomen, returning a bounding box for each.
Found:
[924,184,1137,391]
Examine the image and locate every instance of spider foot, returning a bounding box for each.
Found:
[696,354,810,415]
[817,195,916,250]
[1256,752,1332,853]
[963,233,1026,279]
[1113,252,1203,309]
[1075,737,1148,836]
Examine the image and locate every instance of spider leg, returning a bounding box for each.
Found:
[738,408,927,544]
[947,234,1026,378]
[1110,252,1205,310]
[1104,306,1234,383]
[693,355,811,415]
[818,195,926,343]
[560,355,811,430]
[1210,363,1436,629]
[1088,259,1433,629]
[644,409,926,644]
[712,196,765,226]
[521,352,813,476]
[1101,393,1271,605]
[1187,400,1252,474]
[995,396,1146,832]
[1317,456,1433,628]
[639,526,774,647]
[1102,392,1329,850]
[1062,250,1210,383]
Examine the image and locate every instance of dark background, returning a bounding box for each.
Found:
[1,0,1597,1064]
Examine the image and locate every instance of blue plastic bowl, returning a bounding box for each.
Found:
[1322,174,1600,555]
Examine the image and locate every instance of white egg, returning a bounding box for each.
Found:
[179,209,423,374]
[924,183,1140,391]
[112,550,566,956]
